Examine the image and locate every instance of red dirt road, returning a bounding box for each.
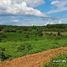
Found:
[0,47,67,67]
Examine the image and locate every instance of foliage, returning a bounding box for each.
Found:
[0,32,6,42]
[0,47,11,61]
[0,24,67,60]
[17,43,33,55]
[44,54,67,67]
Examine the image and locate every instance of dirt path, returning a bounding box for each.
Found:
[0,47,67,67]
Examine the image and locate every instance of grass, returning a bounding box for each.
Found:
[0,32,67,59]
[44,54,67,67]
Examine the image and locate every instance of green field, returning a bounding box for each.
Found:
[0,24,67,61]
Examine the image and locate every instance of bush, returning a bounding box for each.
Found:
[0,47,11,61]
[17,43,33,55]
[0,32,6,42]
[44,54,67,67]
[57,32,61,36]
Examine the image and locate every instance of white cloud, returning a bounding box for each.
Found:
[0,0,44,7]
[13,0,44,7]
[0,0,45,17]
[47,0,67,14]
[58,20,62,24]
[51,0,63,7]
[51,0,67,7]
[47,7,67,14]
[0,0,11,7]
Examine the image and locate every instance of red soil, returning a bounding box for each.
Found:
[0,47,67,67]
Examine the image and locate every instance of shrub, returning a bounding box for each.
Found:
[0,47,11,61]
[44,54,67,67]
[17,43,33,55]
[0,32,6,42]
[57,32,62,36]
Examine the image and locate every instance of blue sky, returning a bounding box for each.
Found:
[36,0,67,17]
[0,0,67,26]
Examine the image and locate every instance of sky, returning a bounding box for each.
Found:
[0,0,67,26]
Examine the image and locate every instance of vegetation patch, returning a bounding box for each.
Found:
[44,54,67,67]
[0,24,67,61]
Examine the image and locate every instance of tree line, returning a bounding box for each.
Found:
[0,24,67,32]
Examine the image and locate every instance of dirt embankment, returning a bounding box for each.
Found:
[0,47,67,67]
